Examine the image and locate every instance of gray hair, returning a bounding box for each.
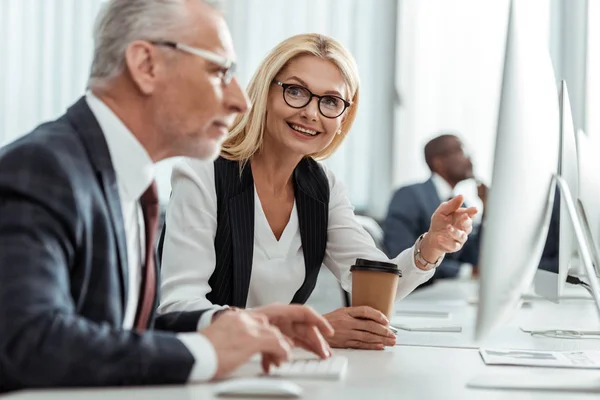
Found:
[88,0,222,86]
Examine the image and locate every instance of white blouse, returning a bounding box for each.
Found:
[158,158,434,314]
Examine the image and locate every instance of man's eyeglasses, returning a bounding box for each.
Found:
[274,81,350,119]
[151,41,236,85]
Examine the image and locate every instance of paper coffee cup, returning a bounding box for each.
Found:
[350,258,401,319]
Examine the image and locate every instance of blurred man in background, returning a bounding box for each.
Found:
[383,134,487,282]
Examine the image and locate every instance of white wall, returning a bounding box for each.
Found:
[587,0,599,138]
[392,0,555,212]
[394,0,553,190]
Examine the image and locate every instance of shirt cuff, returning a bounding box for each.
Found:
[196,305,229,330]
[177,333,218,382]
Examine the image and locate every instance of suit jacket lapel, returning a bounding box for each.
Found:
[228,164,255,307]
[66,97,128,312]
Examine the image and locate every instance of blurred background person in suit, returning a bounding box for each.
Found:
[383,134,487,282]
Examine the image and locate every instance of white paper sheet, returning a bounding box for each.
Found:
[480,348,600,369]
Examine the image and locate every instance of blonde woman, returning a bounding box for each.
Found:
[159,33,477,350]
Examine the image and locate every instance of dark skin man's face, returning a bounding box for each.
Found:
[434,137,474,185]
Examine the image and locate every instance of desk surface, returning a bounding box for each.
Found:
[395,279,600,350]
[4,279,600,399]
[5,346,599,400]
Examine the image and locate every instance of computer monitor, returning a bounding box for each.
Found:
[474,0,560,341]
[577,130,600,275]
[533,80,578,302]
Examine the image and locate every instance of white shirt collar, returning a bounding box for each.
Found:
[85,91,154,202]
[430,173,454,202]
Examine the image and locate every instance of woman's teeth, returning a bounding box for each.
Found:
[290,124,318,136]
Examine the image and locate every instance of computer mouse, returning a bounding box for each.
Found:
[213,378,303,398]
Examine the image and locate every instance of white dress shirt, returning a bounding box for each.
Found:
[85,93,217,382]
[159,158,435,323]
[431,173,455,202]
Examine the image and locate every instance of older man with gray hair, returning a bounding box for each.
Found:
[0,0,333,392]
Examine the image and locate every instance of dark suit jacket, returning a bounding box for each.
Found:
[158,156,330,308]
[382,178,481,280]
[0,97,207,391]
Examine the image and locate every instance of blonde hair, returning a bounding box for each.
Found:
[221,33,360,164]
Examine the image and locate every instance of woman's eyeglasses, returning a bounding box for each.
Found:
[274,81,350,119]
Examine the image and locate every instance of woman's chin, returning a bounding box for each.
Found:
[283,141,322,159]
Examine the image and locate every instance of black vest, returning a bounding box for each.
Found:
[159,156,330,308]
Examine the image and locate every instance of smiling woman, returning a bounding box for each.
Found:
[221,34,360,165]
[158,33,478,352]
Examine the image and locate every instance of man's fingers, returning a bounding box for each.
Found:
[294,334,332,359]
[261,354,278,374]
[287,324,332,359]
[248,311,270,325]
[258,304,335,338]
[260,335,295,374]
[258,326,292,364]
[282,305,335,337]
[307,311,335,338]
[301,325,332,359]
[347,306,389,325]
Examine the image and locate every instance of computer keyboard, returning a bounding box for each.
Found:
[268,356,348,380]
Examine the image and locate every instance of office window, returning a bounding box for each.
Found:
[0,0,103,146]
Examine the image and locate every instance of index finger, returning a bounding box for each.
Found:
[286,305,335,337]
[294,325,332,359]
[259,326,292,363]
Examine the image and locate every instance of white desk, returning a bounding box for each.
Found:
[4,279,600,399]
[5,346,600,400]
[394,279,600,350]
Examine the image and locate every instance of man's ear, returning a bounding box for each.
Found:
[124,40,162,95]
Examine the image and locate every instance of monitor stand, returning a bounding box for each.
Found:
[521,175,600,339]
[467,179,600,393]
[550,175,600,319]
[524,175,600,338]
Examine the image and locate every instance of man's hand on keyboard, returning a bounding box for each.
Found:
[323,306,397,350]
[201,310,293,379]
[251,304,334,369]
